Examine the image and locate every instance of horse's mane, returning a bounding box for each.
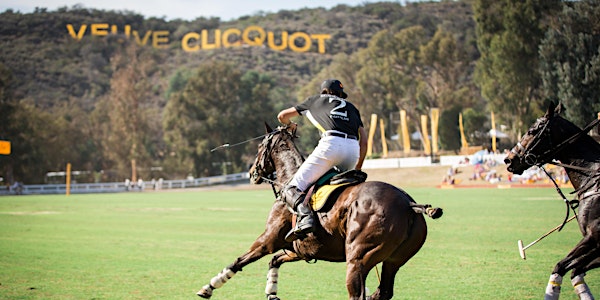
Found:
[553,114,600,152]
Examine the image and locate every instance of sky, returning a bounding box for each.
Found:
[0,0,415,21]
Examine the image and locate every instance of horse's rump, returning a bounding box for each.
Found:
[315,181,423,237]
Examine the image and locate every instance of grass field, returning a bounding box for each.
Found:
[0,186,598,299]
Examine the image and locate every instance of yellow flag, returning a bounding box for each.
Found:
[491,111,496,153]
[430,108,439,154]
[379,118,388,158]
[459,113,468,148]
[367,114,378,157]
[400,110,410,154]
[421,115,431,155]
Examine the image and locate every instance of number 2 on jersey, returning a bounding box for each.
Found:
[329,97,348,118]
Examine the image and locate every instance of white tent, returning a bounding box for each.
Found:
[488,129,509,138]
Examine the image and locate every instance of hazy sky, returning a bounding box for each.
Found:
[0,0,417,21]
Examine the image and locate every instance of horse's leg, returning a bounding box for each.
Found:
[344,218,398,298]
[197,237,283,298]
[545,233,600,300]
[345,222,409,299]
[370,216,427,300]
[346,249,407,300]
[345,257,372,300]
[197,203,291,299]
[569,257,600,300]
[570,273,595,300]
[264,251,302,300]
[369,261,400,300]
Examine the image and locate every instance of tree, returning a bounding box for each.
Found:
[352,26,430,151]
[474,0,562,138]
[163,62,274,177]
[346,25,479,153]
[462,107,488,146]
[438,105,463,153]
[419,27,471,109]
[540,0,600,127]
[97,42,157,180]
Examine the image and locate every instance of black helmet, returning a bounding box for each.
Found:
[321,79,348,99]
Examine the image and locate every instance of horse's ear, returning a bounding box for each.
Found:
[264,122,273,133]
[555,102,564,114]
[545,102,557,118]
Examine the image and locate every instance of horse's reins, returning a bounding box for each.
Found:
[262,174,284,199]
[540,166,578,231]
[525,118,600,231]
[211,129,286,198]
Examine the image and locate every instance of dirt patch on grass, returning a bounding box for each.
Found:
[366,165,451,187]
[202,164,519,191]
[165,164,551,192]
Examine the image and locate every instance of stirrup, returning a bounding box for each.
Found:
[284,227,311,242]
[284,206,314,242]
[284,230,302,242]
[284,219,314,242]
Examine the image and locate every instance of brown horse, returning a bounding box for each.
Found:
[504,103,600,300]
[197,124,442,300]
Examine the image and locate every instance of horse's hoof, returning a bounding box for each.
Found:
[197,285,213,298]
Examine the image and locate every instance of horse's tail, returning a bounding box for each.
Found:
[410,203,443,219]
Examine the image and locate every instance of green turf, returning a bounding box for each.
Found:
[0,187,597,299]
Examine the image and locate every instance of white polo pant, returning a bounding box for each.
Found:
[288,135,360,192]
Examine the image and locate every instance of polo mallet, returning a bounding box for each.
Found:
[517,215,577,260]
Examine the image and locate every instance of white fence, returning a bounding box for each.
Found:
[0,172,250,196]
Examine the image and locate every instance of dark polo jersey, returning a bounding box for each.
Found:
[294,94,363,136]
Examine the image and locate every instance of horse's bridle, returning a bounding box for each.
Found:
[251,131,277,182]
[511,118,551,167]
[511,117,600,169]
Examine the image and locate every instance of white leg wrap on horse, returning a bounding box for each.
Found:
[210,268,236,289]
[545,273,563,300]
[572,274,595,300]
[265,267,279,295]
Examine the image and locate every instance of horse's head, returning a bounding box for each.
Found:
[248,123,299,184]
[504,102,564,174]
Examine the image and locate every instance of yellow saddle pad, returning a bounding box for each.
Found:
[309,183,353,211]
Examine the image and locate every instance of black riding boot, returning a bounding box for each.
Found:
[282,186,314,242]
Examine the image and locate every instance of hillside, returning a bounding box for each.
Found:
[0,1,476,107]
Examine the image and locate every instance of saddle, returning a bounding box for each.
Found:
[307,169,368,211]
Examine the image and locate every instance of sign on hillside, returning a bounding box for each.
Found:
[66,24,332,54]
[0,140,10,155]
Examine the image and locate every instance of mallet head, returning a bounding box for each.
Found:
[518,239,526,260]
